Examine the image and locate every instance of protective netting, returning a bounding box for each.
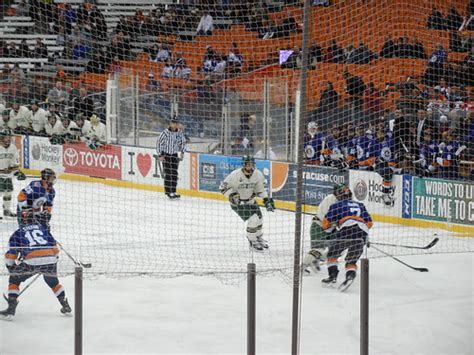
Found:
[0,0,472,281]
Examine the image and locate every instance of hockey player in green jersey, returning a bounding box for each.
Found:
[220,156,275,251]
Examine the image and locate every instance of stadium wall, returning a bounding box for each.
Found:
[19,136,474,235]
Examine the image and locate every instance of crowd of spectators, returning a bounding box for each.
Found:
[0,80,105,148]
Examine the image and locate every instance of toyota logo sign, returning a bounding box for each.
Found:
[63,147,79,167]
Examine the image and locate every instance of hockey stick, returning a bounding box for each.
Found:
[3,274,41,302]
[370,245,429,272]
[158,160,164,178]
[57,242,92,268]
[369,237,439,250]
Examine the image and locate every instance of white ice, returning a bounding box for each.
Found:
[0,178,472,354]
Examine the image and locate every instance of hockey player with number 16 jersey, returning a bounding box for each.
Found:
[220,156,275,251]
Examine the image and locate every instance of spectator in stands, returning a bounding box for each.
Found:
[72,87,94,119]
[90,5,107,41]
[15,0,30,17]
[6,78,23,103]
[10,101,31,135]
[281,47,301,69]
[63,4,76,35]
[227,43,243,74]
[257,19,276,40]
[427,87,450,119]
[196,11,213,35]
[344,44,356,63]
[10,64,26,84]
[212,56,227,76]
[446,7,463,30]
[450,30,473,53]
[279,12,298,38]
[309,42,323,63]
[47,81,69,107]
[154,44,171,63]
[17,40,30,58]
[174,62,192,80]
[33,39,48,59]
[353,42,377,64]
[145,73,160,92]
[425,45,448,86]
[343,70,366,112]
[30,100,48,136]
[364,83,382,123]
[5,42,18,58]
[239,114,257,153]
[324,40,344,63]
[230,131,247,156]
[72,40,90,60]
[427,6,446,30]
[318,81,339,114]
[86,50,106,74]
[380,35,395,58]
[161,60,174,78]
[415,109,436,147]
[107,32,131,61]
[76,3,90,25]
[411,36,426,59]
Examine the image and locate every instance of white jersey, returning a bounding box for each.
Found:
[315,193,338,223]
[79,120,93,140]
[57,121,79,136]
[45,119,63,136]
[0,144,19,178]
[10,106,32,129]
[89,122,107,143]
[220,168,268,204]
[31,108,48,133]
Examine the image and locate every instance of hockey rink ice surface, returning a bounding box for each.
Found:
[0,178,473,355]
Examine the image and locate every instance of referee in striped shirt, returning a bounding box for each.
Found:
[156,117,187,199]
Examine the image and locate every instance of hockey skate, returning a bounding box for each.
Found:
[59,298,72,315]
[256,236,269,249]
[303,249,323,275]
[3,210,17,218]
[338,270,356,292]
[0,297,18,321]
[248,238,265,252]
[322,267,339,286]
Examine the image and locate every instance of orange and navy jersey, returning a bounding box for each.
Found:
[17,180,55,213]
[5,224,59,267]
[322,200,373,234]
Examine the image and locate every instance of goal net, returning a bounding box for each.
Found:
[0,0,472,281]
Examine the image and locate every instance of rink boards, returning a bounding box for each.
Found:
[19,136,474,235]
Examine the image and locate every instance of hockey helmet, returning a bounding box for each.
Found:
[333,183,352,200]
[242,155,256,174]
[41,168,57,187]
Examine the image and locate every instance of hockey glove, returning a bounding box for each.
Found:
[229,193,241,205]
[263,197,275,212]
[14,171,26,180]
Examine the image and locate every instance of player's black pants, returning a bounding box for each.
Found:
[326,225,367,276]
[8,263,64,300]
[162,154,180,194]
[376,161,395,194]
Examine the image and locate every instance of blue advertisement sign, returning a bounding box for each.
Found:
[402,174,412,219]
[198,154,271,192]
[272,164,348,206]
